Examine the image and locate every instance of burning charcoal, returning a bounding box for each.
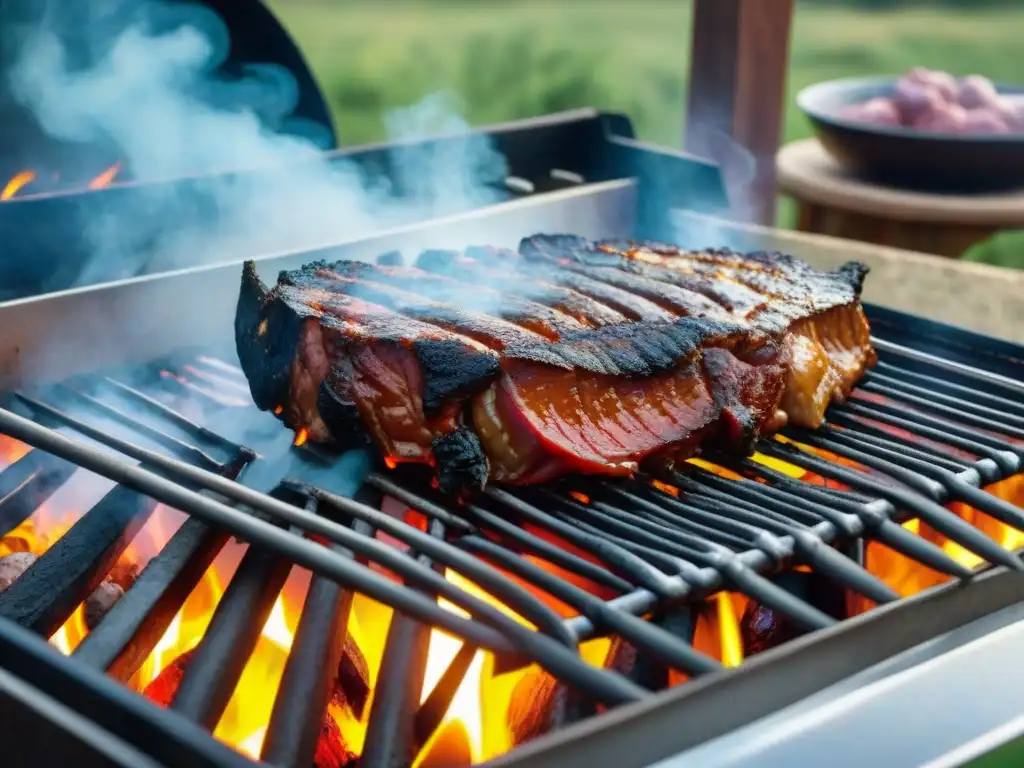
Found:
[331,634,371,719]
[315,714,358,768]
[84,580,125,630]
[506,666,567,746]
[740,602,796,656]
[0,552,37,592]
[143,649,196,707]
[107,560,141,591]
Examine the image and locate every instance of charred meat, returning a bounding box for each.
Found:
[236,235,873,491]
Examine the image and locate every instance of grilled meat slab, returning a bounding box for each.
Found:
[516,235,875,429]
[236,235,873,492]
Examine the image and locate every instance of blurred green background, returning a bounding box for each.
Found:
[266,0,1024,266]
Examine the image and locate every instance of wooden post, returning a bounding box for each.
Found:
[685,0,795,226]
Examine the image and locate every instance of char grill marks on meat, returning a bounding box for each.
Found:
[235,234,873,492]
[520,234,876,429]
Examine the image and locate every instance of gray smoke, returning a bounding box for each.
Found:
[7,1,508,287]
[670,127,762,252]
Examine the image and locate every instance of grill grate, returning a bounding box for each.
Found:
[0,325,1022,766]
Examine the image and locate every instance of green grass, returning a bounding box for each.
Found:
[266,0,1024,264]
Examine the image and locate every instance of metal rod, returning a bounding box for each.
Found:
[362,517,445,768]
[374,473,655,597]
[737,461,973,578]
[871,337,1024,397]
[632,485,898,604]
[51,387,224,471]
[485,488,685,599]
[549,494,836,632]
[0,617,256,768]
[100,376,243,455]
[871,361,1024,419]
[460,535,720,676]
[262,510,368,768]
[301,483,579,650]
[414,641,478,749]
[171,513,297,727]
[73,516,232,679]
[759,441,1024,573]
[0,450,78,537]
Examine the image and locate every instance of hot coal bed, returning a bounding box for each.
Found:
[2,193,1024,768]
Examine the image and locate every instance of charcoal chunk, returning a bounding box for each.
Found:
[433,428,489,493]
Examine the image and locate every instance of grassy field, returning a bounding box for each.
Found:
[266,0,1024,262]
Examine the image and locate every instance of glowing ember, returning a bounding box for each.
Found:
[384,456,399,470]
[1,170,36,200]
[650,480,678,497]
[294,428,309,447]
[273,405,284,416]
[568,491,590,504]
[0,435,31,471]
[87,162,122,190]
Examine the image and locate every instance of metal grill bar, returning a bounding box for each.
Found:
[361,517,444,767]
[0,450,78,537]
[870,337,1024,397]
[169,499,296,727]
[73,516,234,680]
[261,505,367,768]
[537,491,835,631]
[757,441,1024,572]
[301,484,581,650]
[0,618,257,768]
[870,361,1024,420]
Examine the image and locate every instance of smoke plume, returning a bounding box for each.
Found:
[6,0,508,288]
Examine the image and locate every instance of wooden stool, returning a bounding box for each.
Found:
[776,139,1024,258]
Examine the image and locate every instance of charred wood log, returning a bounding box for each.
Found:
[506,666,571,746]
[331,631,370,719]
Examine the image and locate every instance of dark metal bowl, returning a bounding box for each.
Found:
[797,76,1024,192]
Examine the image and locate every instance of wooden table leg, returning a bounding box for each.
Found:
[686,0,795,227]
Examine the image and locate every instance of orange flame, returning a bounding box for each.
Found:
[1,170,36,200]
[0,435,31,471]
[87,162,121,190]
[293,428,309,447]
